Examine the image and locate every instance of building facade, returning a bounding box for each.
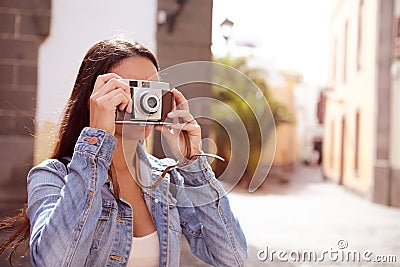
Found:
[323,0,399,207]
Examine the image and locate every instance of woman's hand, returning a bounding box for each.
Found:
[155,89,202,163]
[89,73,132,135]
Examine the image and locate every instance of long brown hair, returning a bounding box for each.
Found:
[0,37,159,264]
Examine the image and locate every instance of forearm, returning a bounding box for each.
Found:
[27,128,116,266]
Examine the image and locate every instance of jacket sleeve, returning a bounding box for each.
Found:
[171,156,248,266]
[26,127,117,267]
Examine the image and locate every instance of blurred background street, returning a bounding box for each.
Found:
[181,166,400,266]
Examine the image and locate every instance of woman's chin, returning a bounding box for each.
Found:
[117,124,153,141]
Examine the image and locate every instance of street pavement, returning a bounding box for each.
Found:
[181,166,400,266]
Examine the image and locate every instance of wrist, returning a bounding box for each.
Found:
[75,127,118,162]
[89,123,115,136]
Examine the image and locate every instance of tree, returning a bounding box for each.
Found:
[212,55,295,184]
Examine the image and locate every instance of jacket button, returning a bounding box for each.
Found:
[154,198,159,203]
[88,136,98,145]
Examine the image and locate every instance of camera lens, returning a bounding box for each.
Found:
[147,96,158,109]
[140,92,160,114]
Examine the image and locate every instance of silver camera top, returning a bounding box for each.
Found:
[118,79,170,90]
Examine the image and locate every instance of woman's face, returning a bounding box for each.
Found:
[110,56,158,140]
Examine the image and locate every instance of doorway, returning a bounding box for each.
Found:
[339,116,346,185]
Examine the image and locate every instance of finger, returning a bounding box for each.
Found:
[167,110,195,123]
[171,89,189,111]
[96,87,131,107]
[126,99,133,113]
[108,93,131,111]
[95,88,130,110]
[170,122,200,132]
[93,73,123,93]
[93,78,131,99]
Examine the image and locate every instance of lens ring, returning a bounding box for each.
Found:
[140,92,160,113]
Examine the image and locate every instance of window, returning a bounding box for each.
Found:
[330,120,335,170]
[354,111,360,176]
[395,17,400,58]
[357,0,364,71]
[396,16,400,38]
[343,21,348,83]
[332,38,337,86]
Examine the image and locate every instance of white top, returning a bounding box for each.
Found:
[127,231,160,267]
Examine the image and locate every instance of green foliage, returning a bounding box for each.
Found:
[212,55,295,178]
[213,55,295,126]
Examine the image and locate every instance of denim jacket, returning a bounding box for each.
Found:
[26,127,247,267]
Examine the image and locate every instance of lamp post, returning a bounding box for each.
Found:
[220,18,234,49]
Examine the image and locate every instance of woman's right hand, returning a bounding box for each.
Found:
[89,73,132,135]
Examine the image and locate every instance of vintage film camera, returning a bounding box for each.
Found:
[115,79,173,125]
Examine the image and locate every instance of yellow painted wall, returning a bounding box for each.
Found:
[270,73,301,169]
[323,0,378,195]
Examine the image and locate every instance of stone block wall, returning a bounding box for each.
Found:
[153,0,213,158]
[0,0,51,216]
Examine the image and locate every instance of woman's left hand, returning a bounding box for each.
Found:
[154,89,202,163]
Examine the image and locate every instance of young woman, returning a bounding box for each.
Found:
[0,37,247,267]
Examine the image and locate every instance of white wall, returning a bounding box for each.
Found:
[37,0,157,126]
[294,83,324,162]
[35,0,157,162]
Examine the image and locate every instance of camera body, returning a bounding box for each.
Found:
[116,79,173,124]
